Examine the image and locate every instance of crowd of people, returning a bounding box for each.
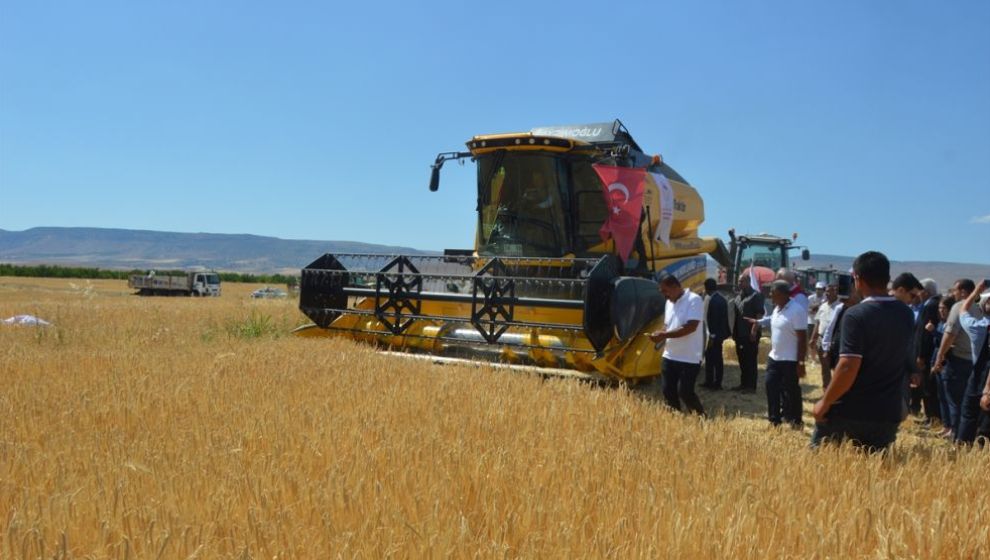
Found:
[649,250,990,452]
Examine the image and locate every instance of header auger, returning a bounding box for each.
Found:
[295,120,728,381]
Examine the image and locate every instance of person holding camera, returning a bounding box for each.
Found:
[932,279,980,439]
[954,280,990,444]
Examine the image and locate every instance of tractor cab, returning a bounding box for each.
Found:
[722,229,810,287]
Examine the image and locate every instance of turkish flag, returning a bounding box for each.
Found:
[592,164,646,263]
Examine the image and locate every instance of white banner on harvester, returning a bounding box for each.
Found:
[650,172,674,246]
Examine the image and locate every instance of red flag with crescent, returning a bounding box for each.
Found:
[592,164,646,263]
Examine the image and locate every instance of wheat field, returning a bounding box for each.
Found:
[1,277,987,559]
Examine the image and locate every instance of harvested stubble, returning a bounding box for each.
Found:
[0,277,988,559]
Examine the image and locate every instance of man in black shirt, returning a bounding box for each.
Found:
[730,274,765,393]
[701,278,731,390]
[811,251,915,451]
[912,279,941,421]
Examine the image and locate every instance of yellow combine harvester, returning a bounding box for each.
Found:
[295,120,729,381]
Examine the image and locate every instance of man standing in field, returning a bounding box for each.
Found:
[932,279,979,439]
[811,251,915,451]
[747,281,807,428]
[955,281,990,444]
[650,275,706,416]
[730,273,765,393]
[701,278,731,390]
[912,278,941,422]
[810,283,839,387]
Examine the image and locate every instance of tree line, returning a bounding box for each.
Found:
[0,263,298,286]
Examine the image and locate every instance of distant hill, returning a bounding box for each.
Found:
[1,227,987,288]
[802,254,990,294]
[0,227,435,274]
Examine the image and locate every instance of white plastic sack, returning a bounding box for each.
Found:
[2,314,52,326]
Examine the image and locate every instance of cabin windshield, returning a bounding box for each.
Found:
[476,152,569,257]
[738,243,785,271]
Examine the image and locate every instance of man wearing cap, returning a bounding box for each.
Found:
[810,284,839,387]
[808,281,826,330]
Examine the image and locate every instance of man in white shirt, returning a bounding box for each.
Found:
[811,284,839,386]
[747,280,808,427]
[808,281,826,329]
[650,274,706,416]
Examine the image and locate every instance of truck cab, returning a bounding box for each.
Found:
[192,272,222,296]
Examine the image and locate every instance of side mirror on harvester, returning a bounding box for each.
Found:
[429,165,440,192]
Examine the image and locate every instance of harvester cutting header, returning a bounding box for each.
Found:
[296,120,729,381]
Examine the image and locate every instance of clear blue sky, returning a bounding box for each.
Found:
[2,1,988,263]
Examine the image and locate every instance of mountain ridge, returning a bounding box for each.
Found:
[1,227,987,289]
[0,227,435,274]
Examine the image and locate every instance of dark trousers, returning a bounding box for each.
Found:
[661,358,705,415]
[956,359,989,444]
[940,355,972,433]
[765,358,802,426]
[821,354,832,389]
[810,416,900,452]
[921,366,941,421]
[734,337,759,389]
[909,380,924,415]
[704,337,725,387]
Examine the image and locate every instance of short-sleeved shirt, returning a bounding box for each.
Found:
[756,300,807,362]
[960,309,990,367]
[831,296,915,423]
[663,290,704,364]
[807,292,824,325]
[815,299,837,334]
[945,301,982,361]
[821,301,844,352]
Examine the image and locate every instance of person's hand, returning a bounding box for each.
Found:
[797,362,806,379]
[932,360,944,375]
[981,393,990,412]
[916,357,926,372]
[977,280,988,295]
[909,373,922,388]
[925,321,935,333]
[813,399,830,423]
[648,331,667,343]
